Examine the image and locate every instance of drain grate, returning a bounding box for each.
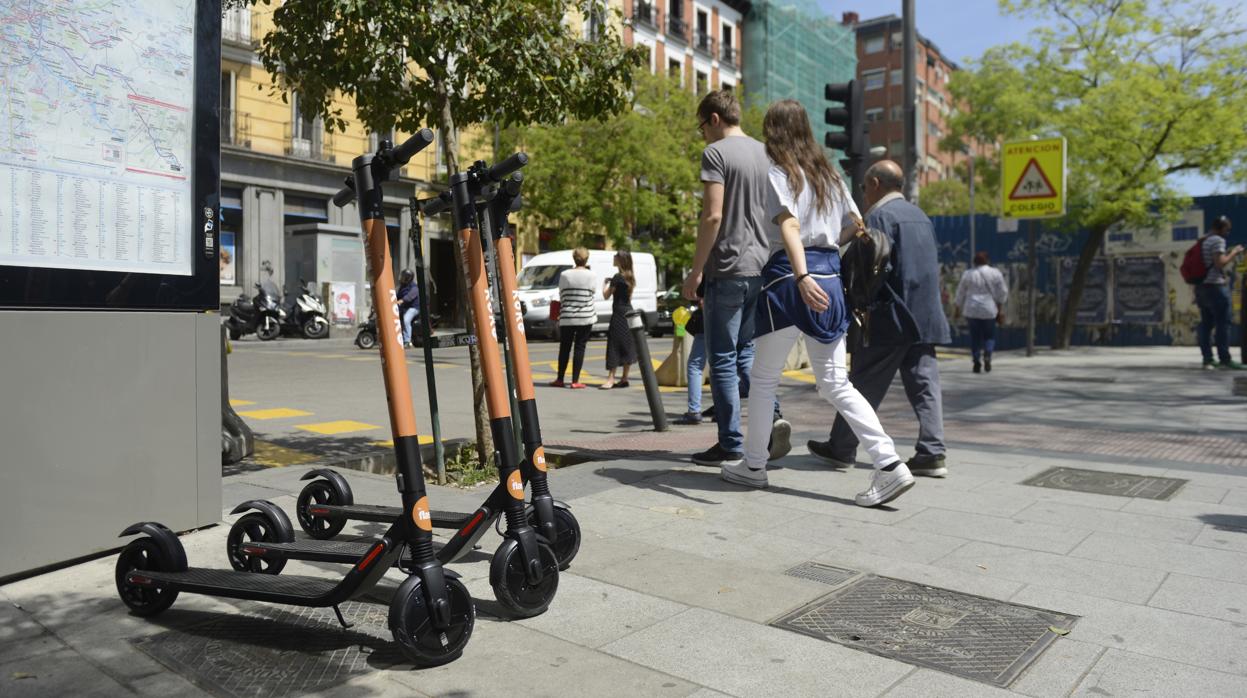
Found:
[772,575,1077,688]
[134,600,405,697]
[1022,466,1186,500]
[783,562,858,587]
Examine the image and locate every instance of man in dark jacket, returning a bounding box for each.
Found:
[808,160,952,477]
[397,269,420,348]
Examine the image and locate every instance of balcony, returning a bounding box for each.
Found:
[633,3,656,29]
[667,16,688,42]
[284,123,335,163]
[220,108,251,148]
[694,30,713,55]
[221,8,253,48]
[721,45,738,66]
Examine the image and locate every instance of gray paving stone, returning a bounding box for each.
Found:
[0,632,64,666]
[895,508,1091,554]
[387,619,698,698]
[883,668,1015,696]
[899,479,1038,518]
[1147,573,1247,623]
[1012,501,1204,545]
[1069,531,1247,584]
[1169,483,1229,504]
[781,512,969,565]
[1072,648,1247,697]
[1119,496,1247,524]
[515,574,688,648]
[0,648,128,698]
[1010,585,1247,677]
[619,516,823,570]
[557,497,696,539]
[971,481,1131,512]
[1220,487,1247,508]
[1009,639,1105,698]
[129,671,215,698]
[753,485,927,525]
[934,541,1166,604]
[807,547,1028,602]
[1192,524,1247,554]
[601,607,912,698]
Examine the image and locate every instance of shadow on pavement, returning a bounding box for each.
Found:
[1199,514,1247,532]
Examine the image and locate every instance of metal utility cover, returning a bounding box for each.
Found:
[1023,466,1186,500]
[134,600,403,697]
[783,561,858,587]
[772,575,1078,687]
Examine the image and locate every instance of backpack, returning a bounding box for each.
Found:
[840,214,893,348]
[1180,237,1209,284]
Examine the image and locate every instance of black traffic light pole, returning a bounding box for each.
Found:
[824,79,870,211]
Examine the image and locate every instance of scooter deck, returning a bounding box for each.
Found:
[314,503,472,529]
[244,539,410,566]
[138,568,339,604]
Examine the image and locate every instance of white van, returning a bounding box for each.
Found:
[517,249,658,338]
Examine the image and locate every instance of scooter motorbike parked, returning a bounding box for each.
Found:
[281,280,330,339]
[226,283,283,341]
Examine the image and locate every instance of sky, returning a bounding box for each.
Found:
[816,0,1235,196]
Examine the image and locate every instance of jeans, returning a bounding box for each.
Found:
[401,306,419,345]
[967,317,996,361]
[686,333,706,413]
[747,327,898,470]
[556,324,592,383]
[1196,284,1232,364]
[704,276,763,453]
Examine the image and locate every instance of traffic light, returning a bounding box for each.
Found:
[825,80,869,209]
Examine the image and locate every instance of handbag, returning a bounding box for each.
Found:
[550,299,560,322]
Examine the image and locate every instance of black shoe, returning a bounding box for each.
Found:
[691,444,743,467]
[675,412,703,425]
[906,453,947,477]
[701,405,716,419]
[972,360,982,374]
[984,356,992,373]
[806,439,855,468]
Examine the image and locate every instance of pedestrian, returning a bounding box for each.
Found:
[675,301,708,424]
[1196,216,1245,370]
[550,247,597,388]
[719,100,912,507]
[601,250,637,389]
[807,160,953,478]
[954,251,1008,374]
[682,88,791,466]
[397,269,420,348]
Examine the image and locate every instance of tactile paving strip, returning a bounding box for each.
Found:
[772,575,1078,688]
[782,562,858,587]
[1022,466,1187,500]
[134,600,404,697]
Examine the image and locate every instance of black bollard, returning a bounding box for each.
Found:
[627,310,668,432]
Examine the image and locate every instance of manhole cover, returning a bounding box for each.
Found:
[1022,466,1186,500]
[134,600,405,697]
[771,575,1077,687]
[783,562,858,587]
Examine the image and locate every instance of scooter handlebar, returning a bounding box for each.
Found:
[487,152,528,182]
[391,128,435,166]
[419,191,453,216]
[332,176,356,207]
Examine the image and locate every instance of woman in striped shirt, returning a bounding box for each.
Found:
[551,247,599,388]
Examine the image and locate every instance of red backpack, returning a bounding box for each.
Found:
[1180,237,1208,284]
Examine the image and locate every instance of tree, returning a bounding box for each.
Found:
[945,0,1247,348]
[919,158,1001,217]
[250,0,642,468]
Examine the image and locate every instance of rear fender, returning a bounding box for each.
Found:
[118,522,187,571]
[299,469,355,505]
[228,500,295,542]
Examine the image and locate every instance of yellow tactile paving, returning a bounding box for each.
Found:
[295,420,381,435]
[229,399,256,407]
[783,370,817,384]
[371,436,436,447]
[237,407,313,420]
[251,440,319,467]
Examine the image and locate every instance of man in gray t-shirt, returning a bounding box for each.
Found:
[682,89,789,466]
[1196,216,1244,369]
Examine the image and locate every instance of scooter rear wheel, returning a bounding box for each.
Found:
[490,538,559,618]
[115,538,179,617]
[302,317,329,339]
[355,331,376,350]
[226,512,288,574]
[388,574,475,667]
[297,479,348,539]
[527,505,581,570]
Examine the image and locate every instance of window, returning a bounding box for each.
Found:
[927,121,942,139]
[291,93,315,141]
[696,70,708,94]
[890,68,902,85]
[668,58,683,85]
[865,107,884,123]
[864,35,884,54]
[889,140,903,156]
[720,80,734,91]
[220,71,236,145]
[863,69,885,90]
[891,31,902,48]
[890,105,903,122]
[636,42,653,72]
[369,127,396,152]
[585,4,607,41]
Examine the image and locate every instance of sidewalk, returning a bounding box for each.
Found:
[2,346,1245,697]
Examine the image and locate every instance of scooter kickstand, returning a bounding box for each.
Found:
[332,604,354,629]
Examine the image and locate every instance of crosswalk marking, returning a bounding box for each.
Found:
[295,420,380,435]
[229,399,256,407]
[237,407,313,420]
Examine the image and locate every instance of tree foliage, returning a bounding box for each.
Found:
[919,158,1001,216]
[946,0,1247,346]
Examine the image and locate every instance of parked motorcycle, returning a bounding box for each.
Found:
[354,309,441,350]
[281,281,330,339]
[226,283,283,341]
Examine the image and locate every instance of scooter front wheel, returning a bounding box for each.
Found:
[490,538,559,618]
[257,318,280,341]
[302,316,329,339]
[296,479,348,539]
[388,574,475,667]
[527,505,581,570]
[355,331,376,350]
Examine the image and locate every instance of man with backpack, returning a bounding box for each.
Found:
[807,160,953,477]
[1187,216,1244,370]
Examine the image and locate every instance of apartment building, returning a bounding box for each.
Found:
[846,13,974,187]
[620,1,748,93]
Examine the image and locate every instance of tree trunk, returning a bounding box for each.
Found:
[1053,224,1109,350]
[438,98,494,472]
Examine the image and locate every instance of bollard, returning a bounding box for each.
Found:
[627,310,668,431]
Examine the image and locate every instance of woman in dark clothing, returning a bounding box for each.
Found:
[601,250,638,389]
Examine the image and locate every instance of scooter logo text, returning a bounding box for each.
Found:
[506,470,524,499]
[388,288,401,339]
[510,289,524,335]
[412,496,433,531]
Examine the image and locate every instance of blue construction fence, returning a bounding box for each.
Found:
[929,194,1246,352]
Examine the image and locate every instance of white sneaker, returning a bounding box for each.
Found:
[769,418,792,461]
[855,463,915,507]
[721,461,768,489]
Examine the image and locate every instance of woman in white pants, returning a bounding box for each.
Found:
[720,99,914,508]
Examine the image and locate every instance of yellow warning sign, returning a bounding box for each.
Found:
[1002,137,1066,218]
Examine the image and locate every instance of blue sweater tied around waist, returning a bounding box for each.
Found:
[757,247,848,344]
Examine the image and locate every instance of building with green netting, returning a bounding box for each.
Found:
[742,1,856,156]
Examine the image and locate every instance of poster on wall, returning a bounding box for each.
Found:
[331,282,356,326]
[219,232,236,285]
[0,0,197,277]
[1112,256,1166,323]
[1059,258,1109,324]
